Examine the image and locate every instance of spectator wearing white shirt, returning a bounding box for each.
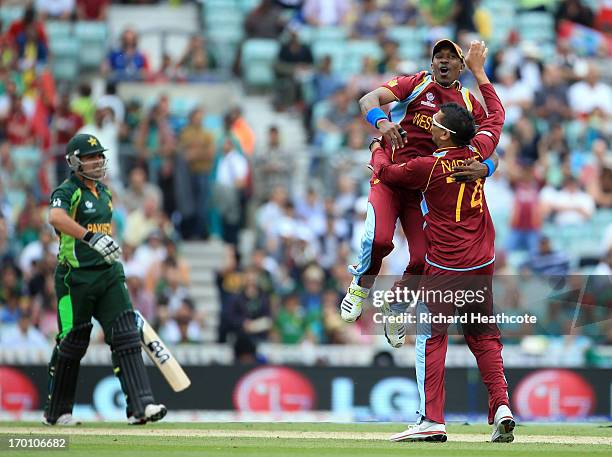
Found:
[568,62,612,116]
[18,229,58,280]
[36,0,75,20]
[494,64,534,126]
[302,0,350,26]
[214,137,249,246]
[0,312,49,349]
[541,176,596,225]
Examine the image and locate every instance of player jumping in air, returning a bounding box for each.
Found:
[44,133,166,426]
[370,41,514,444]
[341,39,499,333]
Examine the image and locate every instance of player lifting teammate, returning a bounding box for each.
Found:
[44,133,166,426]
[341,39,499,336]
[371,41,514,444]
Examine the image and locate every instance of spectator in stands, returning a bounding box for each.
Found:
[541,176,596,225]
[494,64,534,127]
[51,92,84,183]
[77,106,120,184]
[0,216,16,266]
[77,0,110,20]
[534,64,571,125]
[18,228,57,281]
[177,35,217,80]
[311,55,343,104]
[226,107,255,156]
[213,136,249,246]
[134,95,176,180]
[256,185,289,245]
[14,20,48,71]
[156,255,191,314]
[245,0,286,39]
[352,0,386,38]
[555,0,594,30]
[179,107,215,239]
[221,268,272,343]
[522,236,571,277]
[376,39,400,75]
[302,0,350,26]
[15,194,43,248]
[5,95,33,146]
[273,292,312,344]
[6,6,47,48]
[584,138,612,208]
[159,297,202,344]
[454,0,478,35]
[0,309,48,348]
[124,193,163,246]
[568,62,611,117]
[418,0,458,33]
[36,0,75,21]
[274,29,314,111]
[348,56,385,99]
[105,27,150,81]
[124,166,162,214]
[97,81,125,125]
[314,86,358,151]
[380,0,418,26]
[506,161,544,254]
[125,263,155,322]
[254,125,294,200]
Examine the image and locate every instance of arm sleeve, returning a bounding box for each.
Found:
[471,83,505,159]
[381,71,427,101]
[49,186,72,213]
[373,149,433,190]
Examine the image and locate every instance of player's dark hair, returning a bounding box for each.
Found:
[439,103,477,146]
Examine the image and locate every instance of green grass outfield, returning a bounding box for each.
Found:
[0,422,610,457]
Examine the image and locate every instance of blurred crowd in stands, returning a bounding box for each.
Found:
[0,1,610,359]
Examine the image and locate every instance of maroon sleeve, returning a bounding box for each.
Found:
[373,148,434,190]
[381,71,428,101]
[471,83,505,160]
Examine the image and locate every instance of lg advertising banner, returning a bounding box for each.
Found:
[1,365,610,421]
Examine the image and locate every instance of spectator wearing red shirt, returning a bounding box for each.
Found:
[6,7,47,48]
[51,92,84,182]
[507,161,544,254]
[76,0,110,20]
[6,96,32,146]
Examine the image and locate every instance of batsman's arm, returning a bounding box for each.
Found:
[48,208,88,240]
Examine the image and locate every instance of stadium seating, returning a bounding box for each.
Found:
[74,22,108,69]
[49,38,80,80]
[241,39,280,88]
[518,12,555,43]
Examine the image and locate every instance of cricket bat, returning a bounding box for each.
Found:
[135,311,191,392]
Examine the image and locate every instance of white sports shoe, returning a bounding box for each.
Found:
[128,403,167,425]
[390,418,447,442]
[340,278,369,322]
[491,404,515,443]
[42,413,81,426]
[383,300,407,348]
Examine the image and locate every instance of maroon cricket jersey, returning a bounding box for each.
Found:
[373,83,505,271]
[381,71,487,163]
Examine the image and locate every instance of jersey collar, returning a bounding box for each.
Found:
[432,145,463,157]
[431,73,462,90]
[70,173,101,194]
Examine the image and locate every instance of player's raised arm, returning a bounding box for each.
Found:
[467,40,505,161]
[359,86,408,150]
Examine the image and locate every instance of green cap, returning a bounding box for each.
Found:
[66,133,107,158]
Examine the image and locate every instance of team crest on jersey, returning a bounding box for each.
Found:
[84,200,96,214]
[387,79,398,87]
[421,91,436,108]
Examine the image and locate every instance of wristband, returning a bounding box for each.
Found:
[366,107,387,128]
[82,231,94,243]
[483,158,495,177]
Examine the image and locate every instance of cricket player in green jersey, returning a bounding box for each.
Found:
[44,133,166,426]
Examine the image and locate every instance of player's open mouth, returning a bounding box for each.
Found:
[439,67,449,76]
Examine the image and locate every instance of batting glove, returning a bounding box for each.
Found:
[82,231,122,264]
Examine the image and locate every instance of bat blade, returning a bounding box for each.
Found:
[136,311,191,392]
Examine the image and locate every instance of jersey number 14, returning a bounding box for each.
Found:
[446,177,484,222]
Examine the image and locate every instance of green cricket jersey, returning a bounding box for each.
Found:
[49,173,114,268]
